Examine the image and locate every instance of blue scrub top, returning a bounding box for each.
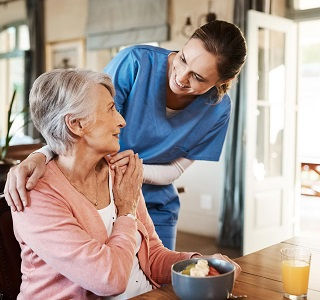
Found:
[104,45,231,226]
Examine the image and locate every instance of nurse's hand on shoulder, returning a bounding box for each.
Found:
[113,153,143,217]
[4,152,46,212]
[106,150,136,173]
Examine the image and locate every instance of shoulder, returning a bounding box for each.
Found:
[116,45,171,61]
[29,161,70,206]
[34,161,62,189]
[222,93,231,104]
[201,93,231,119]
[211,93,232,117]
[105,45,172,80]
[12,162,72,226]
[219,93,231,112]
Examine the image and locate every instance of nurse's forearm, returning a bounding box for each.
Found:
[35,146,194,185]
[143,157,194,185]
[34,145,55,164]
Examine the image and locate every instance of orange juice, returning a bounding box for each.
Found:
[281,259,310,295]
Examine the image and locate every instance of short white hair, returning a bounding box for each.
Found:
[29,69,115,155]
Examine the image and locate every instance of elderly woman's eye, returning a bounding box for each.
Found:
[180,55,186,63]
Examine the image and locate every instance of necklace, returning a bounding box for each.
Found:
[55,161,99,207]
[88,172,98,207]
[71,171,99,207]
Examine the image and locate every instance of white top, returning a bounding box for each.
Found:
[98,174,152,299]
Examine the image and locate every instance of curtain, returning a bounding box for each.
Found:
[218,0,268,251]
[25,0,45,138]
[25,0,45,85]
[86,0,168,50]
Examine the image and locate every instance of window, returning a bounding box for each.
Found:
[298,19,320,196]
[294,0,320,10]
[288,3,320,197]
[0,22,31,146]
[298,20,320,162]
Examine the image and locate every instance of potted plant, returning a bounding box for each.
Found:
[0,90,28,192]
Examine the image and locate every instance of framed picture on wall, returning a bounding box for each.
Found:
[46,38,85,71]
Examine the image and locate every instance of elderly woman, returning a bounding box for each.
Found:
[12,69,240,299]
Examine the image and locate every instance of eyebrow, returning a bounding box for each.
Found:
[181,50,208,82]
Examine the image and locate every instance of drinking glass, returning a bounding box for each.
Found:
[281,247,311,299]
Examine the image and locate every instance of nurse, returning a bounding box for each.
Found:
[4,20,247,250]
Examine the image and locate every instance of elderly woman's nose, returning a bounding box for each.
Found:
[118,112,126,128]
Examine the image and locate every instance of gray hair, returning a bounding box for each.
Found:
[29,69,115,155]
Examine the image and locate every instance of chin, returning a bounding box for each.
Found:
[104,143,120,155]
[112,144,120,153]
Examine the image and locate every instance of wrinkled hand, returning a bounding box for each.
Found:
[210,253,241,280]
[113,153,143,217]
[106,150,134,174]
[4,153,46,211]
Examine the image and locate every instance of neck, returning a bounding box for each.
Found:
[166,87,195,110]
[55,144,110,209]
[56,145,106,184]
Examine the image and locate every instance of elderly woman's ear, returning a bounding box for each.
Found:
[64,114,85,137]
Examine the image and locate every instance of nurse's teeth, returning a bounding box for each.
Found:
[175,77,186,88]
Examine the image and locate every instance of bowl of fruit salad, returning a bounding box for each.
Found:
[171,257,235,300]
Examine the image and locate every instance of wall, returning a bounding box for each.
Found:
[175,159,226,237]
[0,0,25,26]
[45,0,87,42]
[271,0,286,16]
[162,0,234,50]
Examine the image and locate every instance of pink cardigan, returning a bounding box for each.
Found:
[12,161,197,299]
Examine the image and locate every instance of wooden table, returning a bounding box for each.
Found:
[131,236,320,299]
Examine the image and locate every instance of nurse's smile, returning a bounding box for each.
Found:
[174,75,189,89]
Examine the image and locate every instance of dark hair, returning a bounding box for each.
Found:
[191,20,247,102]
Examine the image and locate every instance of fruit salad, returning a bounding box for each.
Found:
[181,259,220,277]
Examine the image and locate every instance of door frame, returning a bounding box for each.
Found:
[243,10,298,255]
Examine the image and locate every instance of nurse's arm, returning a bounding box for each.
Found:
[108,152,193,185]
[142,157,194,185]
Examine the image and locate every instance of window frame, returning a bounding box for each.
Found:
[0,20,27,58]
[0,20,31,142]
[286,2,320,21]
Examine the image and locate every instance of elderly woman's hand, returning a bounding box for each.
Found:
[113,153,143,217]
[106,150,134,174]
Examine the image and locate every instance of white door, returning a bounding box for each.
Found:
[243,10,297,255]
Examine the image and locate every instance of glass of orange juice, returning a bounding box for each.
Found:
[281,247,311,299]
